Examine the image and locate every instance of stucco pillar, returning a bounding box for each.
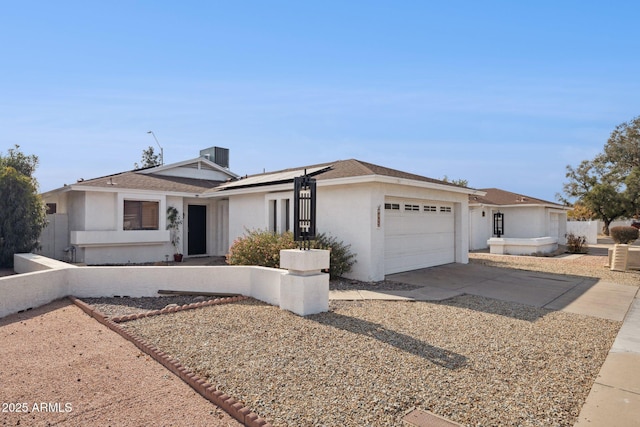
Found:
[279,249,329,316]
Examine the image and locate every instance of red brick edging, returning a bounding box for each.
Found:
[69,295,273,427]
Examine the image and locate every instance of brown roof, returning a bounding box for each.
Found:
[62,159,467,195]
[470,188,564,207]
[213,159,460,191]
[72,171,224,193]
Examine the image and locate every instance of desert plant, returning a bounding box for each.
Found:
[564,233,588,254]
[226,229,297,268]
[226,229,357,278]
[610,226,639,244]
[309,232,357,278]
[166,206,183,254]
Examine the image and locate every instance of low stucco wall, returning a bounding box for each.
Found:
[488,237,558,255]
[0,268,71,318]
[607,247,640,270]
[2,254,287,318]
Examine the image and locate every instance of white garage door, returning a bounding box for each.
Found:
[384,199,455,275]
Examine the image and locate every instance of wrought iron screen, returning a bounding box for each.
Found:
[493,212,504,237]
[293,174,316,249]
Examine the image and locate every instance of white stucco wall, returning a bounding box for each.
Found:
[226,180,470,282]
[4,253,328,319]
[500,206,546,237]
[68,192,86,231]
[470,205,568,250]
[42,191,69,214]
[469,207,493,250]
[318,183,378,281]
[228,193,266,246]
[213,199,229,256]
[85,192,117,230]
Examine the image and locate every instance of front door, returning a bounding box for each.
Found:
[188,205,207,256]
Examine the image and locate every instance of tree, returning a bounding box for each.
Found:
[0,145,47,267]
[561,116,640,234]
[602,116,640,217]
[560,158,627,235]
[441,175,469,187]
[0,144,39,177]
[624,167,640,218]
[134,146,161,169]
[567,201,596,221]
[603,115,640,173]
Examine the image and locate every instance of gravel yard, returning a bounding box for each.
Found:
[81,253,634,426]
[118,297,619,426]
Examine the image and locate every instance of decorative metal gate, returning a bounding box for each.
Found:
[293,173,316,249]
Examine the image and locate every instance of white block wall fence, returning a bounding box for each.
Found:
[566,221,598,245]
[1,251,330,319]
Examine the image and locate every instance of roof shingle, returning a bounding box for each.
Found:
[470,188,564,207]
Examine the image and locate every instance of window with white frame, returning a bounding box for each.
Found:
[424,205,437,212]
[267,197,291,233]
[440,206,452,213]
[123,200,160,230]
[385,203,400,210]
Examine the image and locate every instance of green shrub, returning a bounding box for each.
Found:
[226,229,297,268]
[610,226,639,244]
[226,229,357,278]
[564,233,588,254]
[309,232,357,278]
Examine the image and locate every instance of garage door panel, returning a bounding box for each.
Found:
[385,233,453,252]
[390,213,449,229]
[384,200,455,275]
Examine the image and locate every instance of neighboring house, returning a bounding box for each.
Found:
[468,188,570,251]
[41,148,482,281]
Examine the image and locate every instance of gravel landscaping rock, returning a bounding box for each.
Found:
[80,252,636,426]
[119,297,620,426]
[82,296,217,317]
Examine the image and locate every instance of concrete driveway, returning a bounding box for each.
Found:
[332,262,637,322]
[331,262,640,426]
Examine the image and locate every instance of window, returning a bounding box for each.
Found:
[404,204,420,211]
[385,203,400,210]
[269,200,278,232]
[46,203,57,214]
[285,199,290,231]
[440,206,452,213]
[268,198,291,233]
[124,200,159,230]
[424,205,437,212]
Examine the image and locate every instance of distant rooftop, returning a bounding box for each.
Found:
[470,188,564,207]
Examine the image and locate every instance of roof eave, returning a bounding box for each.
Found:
[206,174,487,197]
[470,202,569,210]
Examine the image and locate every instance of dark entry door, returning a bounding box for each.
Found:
[188,205,207,255]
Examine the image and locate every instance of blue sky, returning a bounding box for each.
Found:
[2,1,639,201]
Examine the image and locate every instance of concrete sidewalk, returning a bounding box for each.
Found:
[329,262,640,426]
[574,295,640,426]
